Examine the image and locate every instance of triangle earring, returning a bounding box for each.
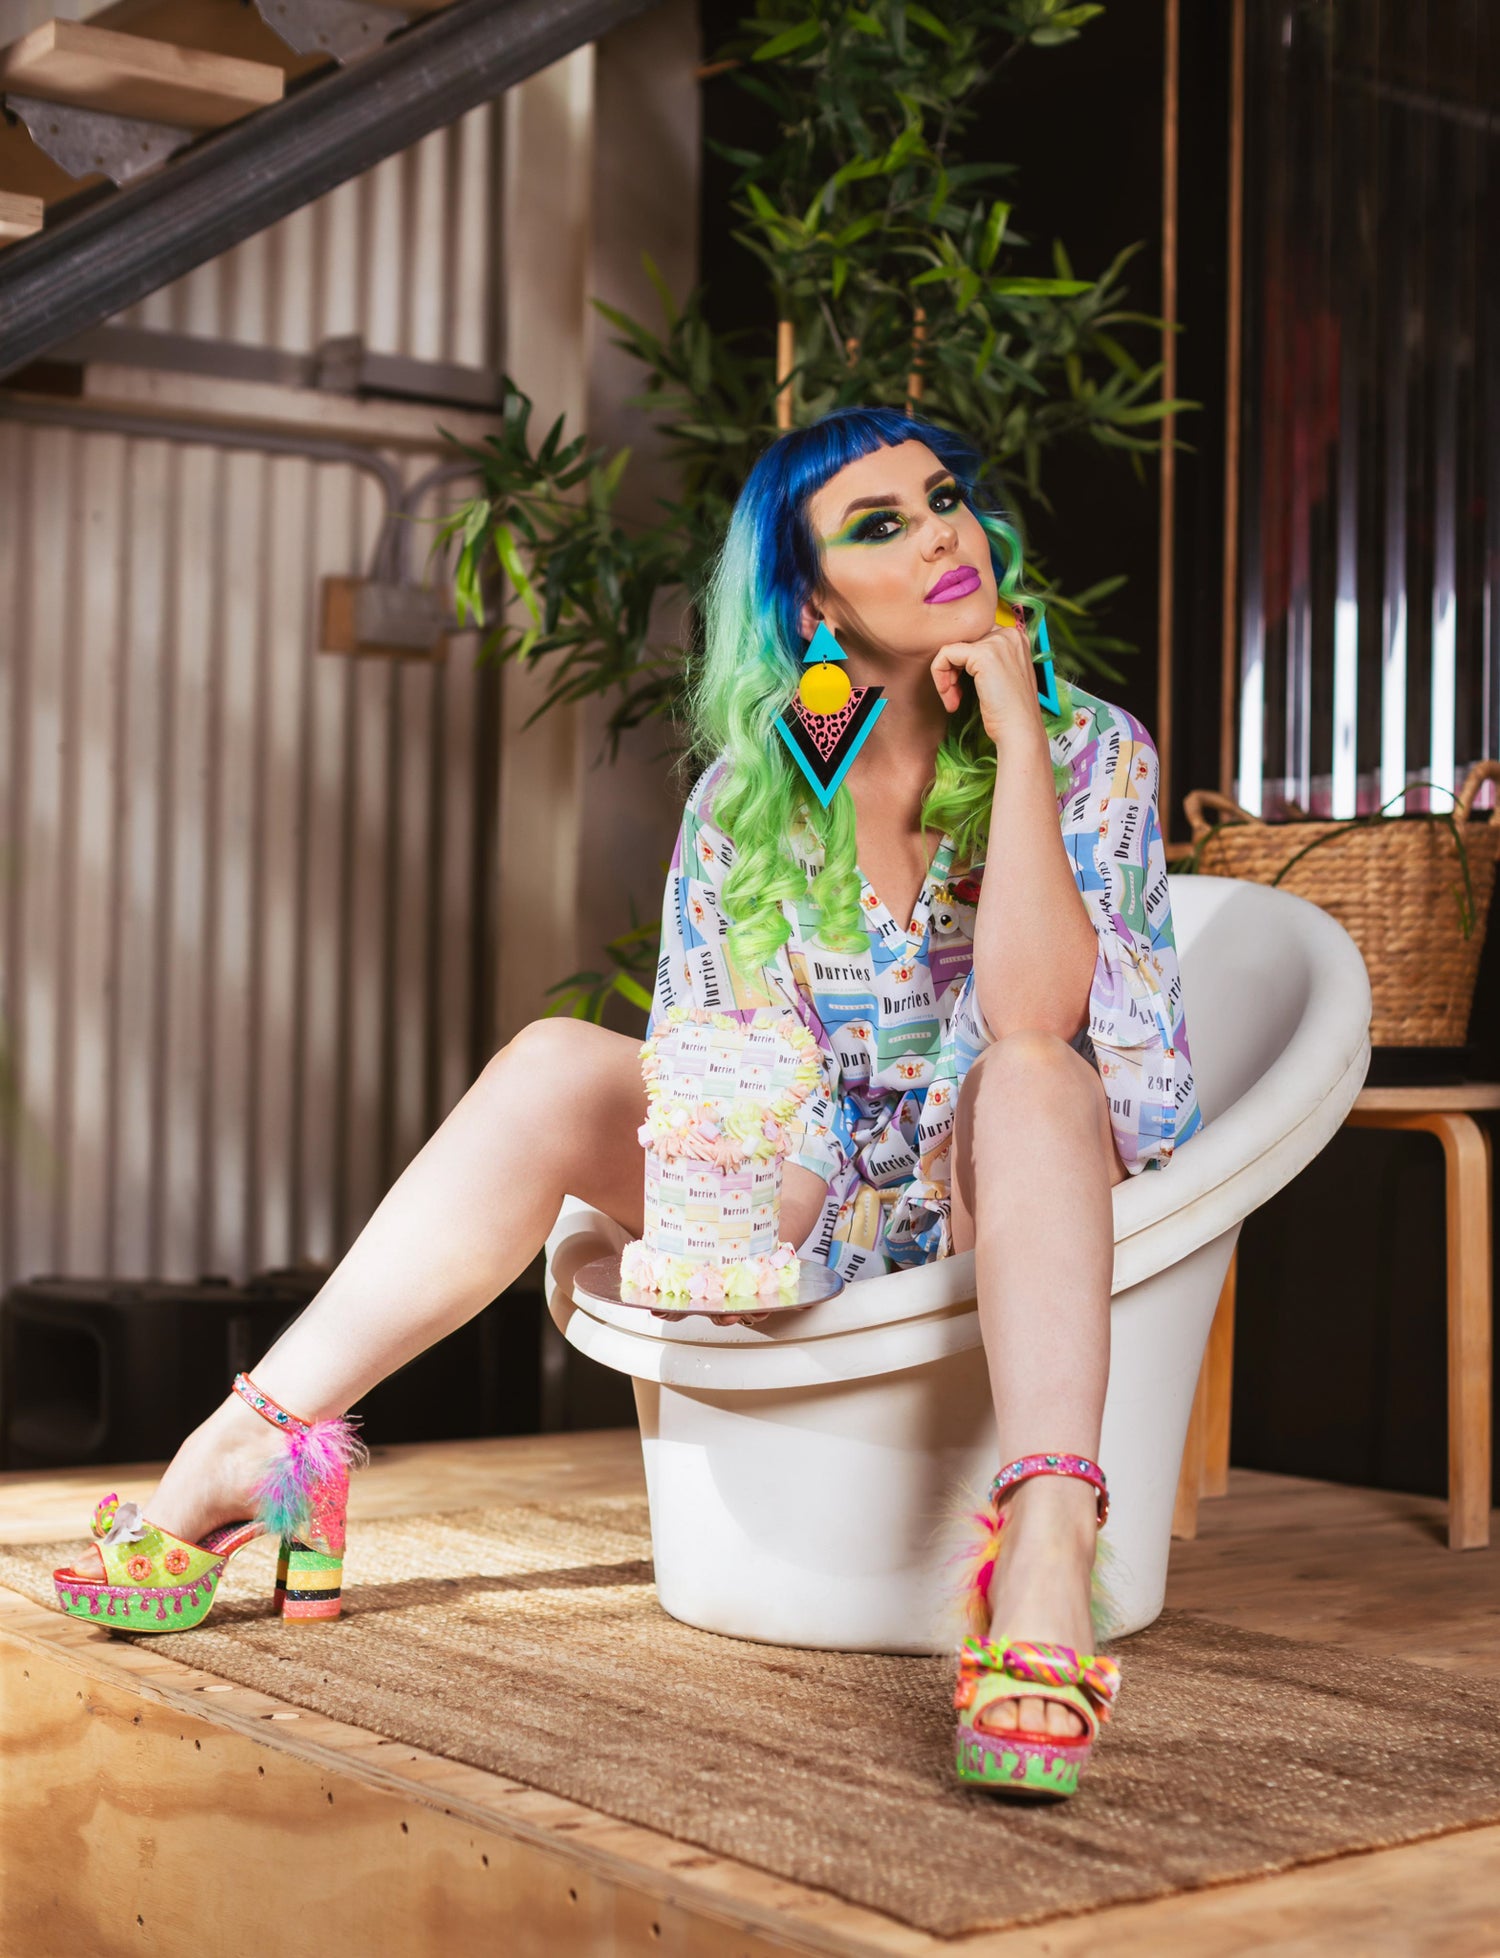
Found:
[1034,614,1061,714]
[773,620,887,809]
[998,601,1061,714]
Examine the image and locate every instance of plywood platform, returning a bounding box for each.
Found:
[3,1433,1499,1956]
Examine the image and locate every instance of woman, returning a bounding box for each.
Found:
[56,407,1201,1799]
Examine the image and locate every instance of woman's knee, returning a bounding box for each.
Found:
[962,1028,1092,1110]
[952,1028,1124,1208]
[483,1017,636,1104]
[954,1029,1103,1167]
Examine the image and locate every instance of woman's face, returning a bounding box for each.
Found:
[800,439,998,663]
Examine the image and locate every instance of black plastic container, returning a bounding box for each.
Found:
[0,1269,543,1469]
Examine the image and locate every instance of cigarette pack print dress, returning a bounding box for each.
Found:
[648,681,1204,1283]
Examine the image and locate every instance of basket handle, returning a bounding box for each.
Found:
[1456,759,1500,822]
[1183,787,1262,842]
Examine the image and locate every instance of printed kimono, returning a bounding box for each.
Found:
[648,683,1204,1283]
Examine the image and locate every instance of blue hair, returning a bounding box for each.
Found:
[741,407,1018,651]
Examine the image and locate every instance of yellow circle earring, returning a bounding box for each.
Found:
[799,659,852,716]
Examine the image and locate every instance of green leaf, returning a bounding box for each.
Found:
[906,3,956,42]
[639,251,680,327]
[979,199,1011,270]
[753,18,823,61]
[989,276,1092,296]
[493,523,541,624]
[743,180,782,224]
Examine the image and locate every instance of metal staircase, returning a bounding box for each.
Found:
[0,0,655,378]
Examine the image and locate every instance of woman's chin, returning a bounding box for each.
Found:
[918,586,995,633]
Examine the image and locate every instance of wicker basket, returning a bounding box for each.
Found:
[1181,759,1500,1047]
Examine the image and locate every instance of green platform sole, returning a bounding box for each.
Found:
[53,1563,223,1632]
[954,1726,1090,1798]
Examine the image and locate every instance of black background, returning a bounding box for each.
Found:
[696,0,1500,1507]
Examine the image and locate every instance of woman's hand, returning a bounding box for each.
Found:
[930,617,1048,756]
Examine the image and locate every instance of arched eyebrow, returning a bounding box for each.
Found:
[836,468,954,523]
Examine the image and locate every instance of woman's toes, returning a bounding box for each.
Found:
[976,1696,1087,1740]
[1044,1699,1086,1739]
[1001,1696,1046,1733]
[1022,1696,1052,1734]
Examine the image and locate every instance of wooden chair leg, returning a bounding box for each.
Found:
[1201,1249,1237,1498]
[1171,1355,1210,1541]
[1432,1113,1493,1551]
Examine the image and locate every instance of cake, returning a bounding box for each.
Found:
[619,1005,822,1302]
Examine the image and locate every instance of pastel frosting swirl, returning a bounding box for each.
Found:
[621,1240,798,1299]
[638,1006,822,1169]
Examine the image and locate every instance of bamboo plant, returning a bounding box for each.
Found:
[430,0,1185,1016]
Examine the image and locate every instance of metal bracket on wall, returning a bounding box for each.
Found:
[23,322,507,412]
[253,0,418,66]
[2,93,195,186]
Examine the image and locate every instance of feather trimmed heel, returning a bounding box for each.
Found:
[51,1371,367,1634]
[237,1373,362,1624]
[951,1452,1119,1799]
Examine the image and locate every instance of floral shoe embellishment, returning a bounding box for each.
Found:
[164,1547,191,1576]
[93,1496,152,1549]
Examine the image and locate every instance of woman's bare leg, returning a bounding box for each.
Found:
[950,1029,1128,1739]
[145,1020,647,1544]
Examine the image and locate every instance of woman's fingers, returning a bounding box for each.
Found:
[930,625,1031,707]
[929,641,972,712]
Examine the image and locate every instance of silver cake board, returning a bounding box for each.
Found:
[573,1254,844,1320]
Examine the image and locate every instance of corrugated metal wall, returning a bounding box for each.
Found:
[0,104,504,1290]
[1233,0,1498,820]
[121,105,499,363]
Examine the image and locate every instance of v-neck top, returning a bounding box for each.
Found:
[855,833,954,963]
[648,682,1204,1282]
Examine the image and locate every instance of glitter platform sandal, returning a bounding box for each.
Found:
[952,1452,1121,1799]
[52,1372,367,1633]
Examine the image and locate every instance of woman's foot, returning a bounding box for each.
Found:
[141,1394,286,1547]
[979,1473,1098,1740]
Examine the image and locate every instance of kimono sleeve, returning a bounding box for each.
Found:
[648,763,849,1190]
[1060,700,1203,1173]
[647,762,740,1031]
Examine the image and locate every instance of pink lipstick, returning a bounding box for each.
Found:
[924,565,982,604]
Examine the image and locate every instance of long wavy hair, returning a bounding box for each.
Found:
[690,406,1074,971]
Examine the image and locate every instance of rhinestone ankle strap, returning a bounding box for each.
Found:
[233,1371,312,1434]
[990,1453,1109,1527]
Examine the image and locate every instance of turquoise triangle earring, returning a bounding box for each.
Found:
[1035,614,1061,714]
[772,620,887,808]
[998,600,1061,713]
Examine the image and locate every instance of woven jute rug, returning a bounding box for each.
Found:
[8,1494,1500,1937]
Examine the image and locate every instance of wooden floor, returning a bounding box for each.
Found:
[3,1433,1499,1957]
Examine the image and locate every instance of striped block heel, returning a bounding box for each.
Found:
[276,1541,345,1621]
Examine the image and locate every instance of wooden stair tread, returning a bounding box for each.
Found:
[0,185,43,238]
[0,17,285,129]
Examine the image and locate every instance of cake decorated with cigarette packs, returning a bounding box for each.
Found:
[620,1005,822,1301]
